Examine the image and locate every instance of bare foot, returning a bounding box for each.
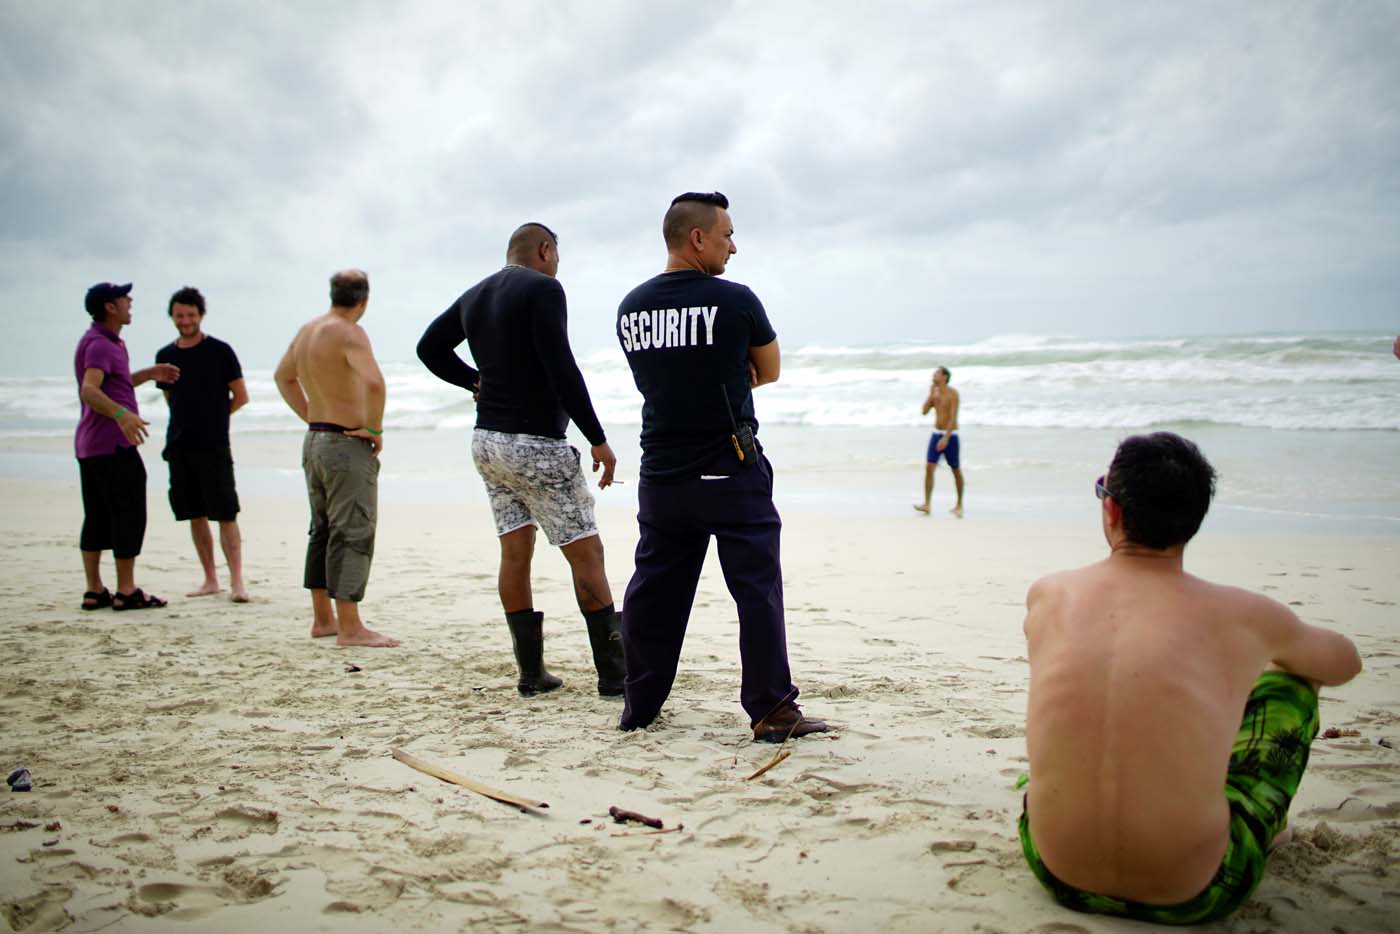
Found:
[337,627,400,648]
[187,582,223,597]
[1270,826,1294,850]
[230,590,251,604]
[310,623,339,638]
[950,505,964,518]
[912,503,930,515]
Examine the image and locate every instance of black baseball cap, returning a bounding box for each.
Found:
[85,282,132,317]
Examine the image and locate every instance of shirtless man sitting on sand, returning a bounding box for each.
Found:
[274,269,399,648]
[914,366,963,517]
[1020,431,1361,924]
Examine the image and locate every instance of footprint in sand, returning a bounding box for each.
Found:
[42,859,102,882]
[1299,797,1400,822]
[130,875,275,920]
[965,723,1023,739]
[211,806,279,840]
[323,876,408,914]
[1,887,73,931]
[929,839,977,853]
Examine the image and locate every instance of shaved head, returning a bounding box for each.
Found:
[506,222,558,264]
[663,192,729,250]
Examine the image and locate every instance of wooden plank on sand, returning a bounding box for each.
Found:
[391,748,549,815]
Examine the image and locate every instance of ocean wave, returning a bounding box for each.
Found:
[7,332,1396,438]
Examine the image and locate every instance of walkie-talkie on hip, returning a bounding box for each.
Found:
[721,384,758,467]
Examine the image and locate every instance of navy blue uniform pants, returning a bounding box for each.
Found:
[620,456,797,730]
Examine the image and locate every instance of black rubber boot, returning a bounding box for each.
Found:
[506,610,562,696]
[585,607,626,697]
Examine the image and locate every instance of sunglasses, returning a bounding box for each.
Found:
[1094,475,1110,501]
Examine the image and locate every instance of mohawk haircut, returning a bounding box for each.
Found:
[663,191,729,250]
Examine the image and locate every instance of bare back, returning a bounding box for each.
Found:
[287,314,377,427]
[1024,561,1287,902]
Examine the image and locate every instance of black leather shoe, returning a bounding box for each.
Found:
[752,702,832,743]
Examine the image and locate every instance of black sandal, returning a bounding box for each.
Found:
[81,588,113,611]
[112,588,168,611]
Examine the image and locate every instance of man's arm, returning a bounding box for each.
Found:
[80,367,150,445]
[921,385,937,416]
[133,363,180,387]
[530,290,606,446]
[273,334,310,423]
[1259,598,1363,687]
[343,328,386,455]
[748,338,780,387]
[530,293,614,486]
[228,377,249,416]
[416,305,480,393]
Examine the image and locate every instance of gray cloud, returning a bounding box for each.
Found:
[4,0,1397,377]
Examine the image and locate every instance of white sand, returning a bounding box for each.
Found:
[1,468,1397,932]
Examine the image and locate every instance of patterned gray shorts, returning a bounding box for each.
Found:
[471,429,597,546]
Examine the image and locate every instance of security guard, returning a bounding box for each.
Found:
[615,191,832,743]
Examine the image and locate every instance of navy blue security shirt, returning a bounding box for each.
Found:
[617,270,776,482]
[418,266,606,445]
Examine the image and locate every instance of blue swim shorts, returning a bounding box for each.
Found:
[926,432,960,468]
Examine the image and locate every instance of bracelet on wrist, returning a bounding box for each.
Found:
[112,407,127,421]
[365,426,383,436]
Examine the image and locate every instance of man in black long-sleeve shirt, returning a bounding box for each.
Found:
[417,222,625,698]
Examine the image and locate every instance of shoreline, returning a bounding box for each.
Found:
[3,420,1399,538]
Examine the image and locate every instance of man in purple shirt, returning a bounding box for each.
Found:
[75,282,181,611]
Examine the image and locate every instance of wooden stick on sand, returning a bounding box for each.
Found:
[745,749,791,781]
[608,805,663,828]
[392,748,549,815]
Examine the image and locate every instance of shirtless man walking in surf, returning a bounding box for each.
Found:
[914,366,963,517]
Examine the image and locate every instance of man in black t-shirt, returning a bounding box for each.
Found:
[417,223,625,698]
[156,287,250,602]
[615,192,831,743]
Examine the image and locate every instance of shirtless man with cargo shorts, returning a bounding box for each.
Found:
[274,269,399,648]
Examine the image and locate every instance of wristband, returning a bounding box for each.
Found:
[112,407,127,421]
[365,426,383,436]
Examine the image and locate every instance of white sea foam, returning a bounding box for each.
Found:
[8,331,1397,436]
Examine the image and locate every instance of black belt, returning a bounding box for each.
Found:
[308,422,356,433]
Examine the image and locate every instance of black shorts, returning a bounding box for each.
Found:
[165,446,240,521]
[78,446,147,558]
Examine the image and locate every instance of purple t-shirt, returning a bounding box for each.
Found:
[74,323,139,459]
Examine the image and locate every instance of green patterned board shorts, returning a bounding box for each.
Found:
[1019,671,1320,925]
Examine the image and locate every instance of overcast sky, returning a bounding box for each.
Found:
[4,1,1397,376]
